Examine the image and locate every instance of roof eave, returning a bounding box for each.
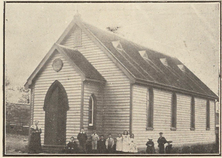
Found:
[24,43,87,89]
[135,78,218,101]
[84,78,106,84]
[24,43,58,89]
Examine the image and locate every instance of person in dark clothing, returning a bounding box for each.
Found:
[28,120,42,153]
[146,138,155,154]
[64,137,78,153]
[165,141,173,153]
[157,132,167,154]
[77,128,87,153]
[98,135,106,153]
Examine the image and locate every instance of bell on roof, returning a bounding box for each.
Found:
[178,64,185,72]
[112,41,123,50]
[139,50,149,59]
[160,58,168,67]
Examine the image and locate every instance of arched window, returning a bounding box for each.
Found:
[147,88,154,130]
[190,96,195,130]
[171,93,177,130]
[89,94,96,127]
[206,100,210,130]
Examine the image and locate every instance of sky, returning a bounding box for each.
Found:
[5,2,220,97]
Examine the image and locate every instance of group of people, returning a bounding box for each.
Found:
[28,121,172,154]
[71,128,138,153]
[146,132,172,154]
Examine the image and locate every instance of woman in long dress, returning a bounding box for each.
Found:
[28,120,42,153]
[116,133,123,153]
[122,130,130,152]
[129,134,138,153]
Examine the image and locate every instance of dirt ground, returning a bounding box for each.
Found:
[5,133,29,154]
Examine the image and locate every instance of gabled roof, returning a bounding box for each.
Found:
[25,15,218,100]
[57,45,105,82]
[81,21,217,100]
[24,44,105,88]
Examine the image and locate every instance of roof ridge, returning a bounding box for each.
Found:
[83,22,175,59]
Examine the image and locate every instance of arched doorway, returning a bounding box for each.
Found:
[44,80,69,145]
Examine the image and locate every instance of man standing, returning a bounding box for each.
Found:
[105,133,114,153]
[77,128,87,153]
[91,130,99,153]
[157,132,167,154]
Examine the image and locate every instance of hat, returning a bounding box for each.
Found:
[148,138,152,140]
[159,132,163,134]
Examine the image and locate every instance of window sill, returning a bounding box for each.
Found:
[190,127,195,131]
[146,127,154,131]
[206,128,210,131]
[88,125,95,130]
[170,127,177,131]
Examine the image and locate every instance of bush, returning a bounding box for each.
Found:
[171,143,217,154]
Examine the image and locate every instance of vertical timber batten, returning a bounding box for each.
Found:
[81,81,84,129]
[130,84,133,135]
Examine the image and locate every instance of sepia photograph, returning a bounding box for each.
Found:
[4,1,220,156]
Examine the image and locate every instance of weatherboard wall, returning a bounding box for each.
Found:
[132,84,215,150]
[61,25,131,137]
[83,81,104,136]
[33,51,82,145]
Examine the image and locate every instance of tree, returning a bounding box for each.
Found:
[106,26,121,33]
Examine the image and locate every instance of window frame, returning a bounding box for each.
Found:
[206,100,210,130]
[171,93,177,131]
[190,96,195,130]
[146,88,154,130]
[88,94,96,128]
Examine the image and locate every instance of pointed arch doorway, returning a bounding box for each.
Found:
[44,80,69,145]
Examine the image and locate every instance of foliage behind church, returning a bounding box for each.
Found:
[6,102,30,135]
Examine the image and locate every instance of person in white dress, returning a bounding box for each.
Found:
[116,133,123,152]
[122,130,130,152]
[129,134,138,153]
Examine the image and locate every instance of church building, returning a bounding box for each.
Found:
[25,14,218,151]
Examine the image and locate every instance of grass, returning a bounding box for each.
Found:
[5,133,29,154]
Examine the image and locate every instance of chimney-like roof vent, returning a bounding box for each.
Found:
[112,41,123,50]
[160,58,168,67]
[139,50,149,60]
[178,64,185,72]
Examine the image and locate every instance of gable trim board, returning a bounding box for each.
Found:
[80,81,84,129]
[25,44,106,89]
[25,15,218,151]
[25,16,218,101]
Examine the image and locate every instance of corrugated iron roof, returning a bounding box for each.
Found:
[83,22,217,99]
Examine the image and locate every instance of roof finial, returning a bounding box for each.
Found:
[74,10,81,21]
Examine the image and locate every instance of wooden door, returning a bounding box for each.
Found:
[44,81,69,145]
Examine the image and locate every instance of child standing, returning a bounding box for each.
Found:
[146,138,155,154]
[98,135,106,153]
[116,133,123,153]
[91,130,99,153]
[105,133,114,153]
[129,134,138,153]
[122,130,130,153]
